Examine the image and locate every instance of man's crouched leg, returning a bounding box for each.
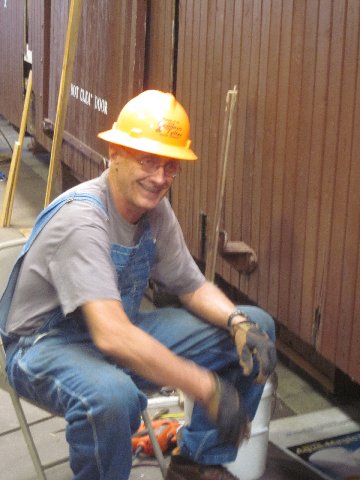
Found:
[6,337,148,480]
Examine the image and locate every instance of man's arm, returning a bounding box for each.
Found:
[179,280,247,329]
[82,297,256,443]
[82,299,214,404]
[180,280,277,384]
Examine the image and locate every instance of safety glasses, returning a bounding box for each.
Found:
[121,147,181,178]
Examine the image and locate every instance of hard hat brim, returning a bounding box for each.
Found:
[98,129,198,161]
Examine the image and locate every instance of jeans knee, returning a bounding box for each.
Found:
[103,380,145,420]
[240,305,276,342]
[67,374,146,437]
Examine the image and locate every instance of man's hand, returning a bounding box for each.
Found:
[232,320,277,384]
[204,374,250,445]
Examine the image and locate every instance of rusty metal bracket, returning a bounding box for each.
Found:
[218,230,258,274]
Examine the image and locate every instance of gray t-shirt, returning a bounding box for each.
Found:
[6,170,205,335]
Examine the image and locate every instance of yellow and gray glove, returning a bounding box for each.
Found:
[205,373,250,445]
[230,315,277,384]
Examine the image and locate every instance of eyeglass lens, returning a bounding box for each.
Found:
[139,157,180,177]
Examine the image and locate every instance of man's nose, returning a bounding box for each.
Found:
[150,165,170,183]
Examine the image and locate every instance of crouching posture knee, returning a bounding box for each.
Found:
[247,306,276,342]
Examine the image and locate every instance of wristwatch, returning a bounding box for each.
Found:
[227,309,251,331]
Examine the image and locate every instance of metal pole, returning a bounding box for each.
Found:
[0,70,33,227]
[205,86,238,282]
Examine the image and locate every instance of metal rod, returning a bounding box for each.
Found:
[0,70,33,227]
[141,409,168,478]
[205,86,238,282]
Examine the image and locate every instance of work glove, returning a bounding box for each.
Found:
[232,320,277,384]
[205,374,250,445]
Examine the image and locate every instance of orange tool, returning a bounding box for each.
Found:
[132,419,179,457]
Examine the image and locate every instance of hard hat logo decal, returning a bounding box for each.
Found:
[156,118,182,139]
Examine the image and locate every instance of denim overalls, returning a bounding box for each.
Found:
[1,191,276,479]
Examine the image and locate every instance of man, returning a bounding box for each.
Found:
[0,90,276,480]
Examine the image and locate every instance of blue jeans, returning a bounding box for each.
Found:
[5,305,275,480]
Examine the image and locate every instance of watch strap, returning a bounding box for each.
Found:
[227,309,250,330]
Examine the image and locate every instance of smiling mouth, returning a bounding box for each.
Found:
[138,181,167,196]
[139,181,167,193]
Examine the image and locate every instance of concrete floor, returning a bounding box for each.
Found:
[1,115,359,479]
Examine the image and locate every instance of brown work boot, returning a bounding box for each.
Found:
[166,454,239,479]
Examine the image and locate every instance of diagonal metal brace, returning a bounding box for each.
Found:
[218,230,258,274]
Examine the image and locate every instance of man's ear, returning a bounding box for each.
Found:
[109,144,120,162]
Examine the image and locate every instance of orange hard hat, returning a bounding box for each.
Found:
[98,90,197,161]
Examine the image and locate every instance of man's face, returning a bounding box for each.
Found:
[109,145,180,223]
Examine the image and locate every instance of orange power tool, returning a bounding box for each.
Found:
[132,418,179,456]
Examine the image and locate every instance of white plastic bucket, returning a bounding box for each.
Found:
[183,378,275,480]
[224,379,275,480]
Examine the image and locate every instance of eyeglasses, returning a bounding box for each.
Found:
[136,156,181,179]
[120,147,181,178]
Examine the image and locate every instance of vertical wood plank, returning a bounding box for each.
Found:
[347,22,360,377]
[301,0,331,346]
[289,0,319,340]
[248,0,271,304]
[317,0,346,360]
[267,0,293,318]
[258,0,283,313]
[334,0,360,372]
[0,1,24,126]
[277,0,306,331]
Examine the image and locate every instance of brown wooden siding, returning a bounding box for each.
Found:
[27,0,51,150]
[44,0,147,183]
[0,1,24,127]
[144,0,175,91]
[173,0,360,382]
[0,0,359,383]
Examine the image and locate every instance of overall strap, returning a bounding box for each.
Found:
[0,192,107,338]
[22,192,108,256]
